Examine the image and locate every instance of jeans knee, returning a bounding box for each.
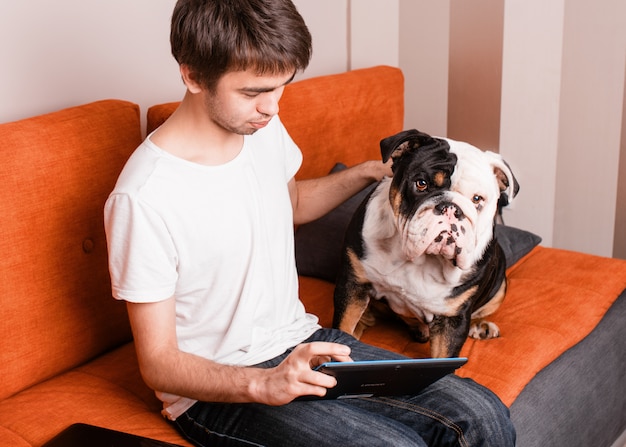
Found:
[459,380,516,447]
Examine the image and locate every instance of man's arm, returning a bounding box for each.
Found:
[126,298,351,405]
[290,160,391,225]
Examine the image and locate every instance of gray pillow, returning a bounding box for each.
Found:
[495,224,542,268]
[294,163,541,282]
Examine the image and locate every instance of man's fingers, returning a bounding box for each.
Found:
[297,341,351,359]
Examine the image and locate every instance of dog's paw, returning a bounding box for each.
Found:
[352,309,378,339]
[468,320,500,340]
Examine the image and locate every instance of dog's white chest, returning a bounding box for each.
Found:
[361,233,467,317]
[362,254,465,319]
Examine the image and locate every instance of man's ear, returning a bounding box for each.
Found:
[180,65,203,94]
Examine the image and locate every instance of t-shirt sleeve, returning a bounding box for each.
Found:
[104,192,178,303]
[274,115,303,181]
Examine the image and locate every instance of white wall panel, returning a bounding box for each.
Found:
[553,0,626,256]
[293,0,349,79]
[349,0,399,70]
[499,0,565,247]
[399,0,450,136]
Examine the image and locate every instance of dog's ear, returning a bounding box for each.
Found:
[380,129,421,163]
[486,152,520,207]
[380,129,438,163]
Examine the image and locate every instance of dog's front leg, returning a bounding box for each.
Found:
[428,310,471,358]
[332,279,372,339]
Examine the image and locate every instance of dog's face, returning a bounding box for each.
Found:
[381,129,518,270]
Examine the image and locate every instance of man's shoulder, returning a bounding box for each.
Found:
[111,140,162,195]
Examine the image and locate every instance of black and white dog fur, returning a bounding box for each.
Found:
[333,129,519,358]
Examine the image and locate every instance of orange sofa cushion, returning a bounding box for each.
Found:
[457,246,626,406]
[0,342,191,446]
[0,100,140,401]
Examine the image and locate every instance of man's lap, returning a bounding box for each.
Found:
[173,329,515,446]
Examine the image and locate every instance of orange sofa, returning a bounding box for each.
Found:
[1,66,625,446]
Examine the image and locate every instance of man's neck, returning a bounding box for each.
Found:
[150,91,244,166]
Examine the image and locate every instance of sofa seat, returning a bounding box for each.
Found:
[301,245,626,406]
[0,343,191,446]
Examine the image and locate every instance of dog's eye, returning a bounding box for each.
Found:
[415,180,428,192]
[472,194,483,204]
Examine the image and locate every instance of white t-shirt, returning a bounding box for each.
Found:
[104,116,320,419]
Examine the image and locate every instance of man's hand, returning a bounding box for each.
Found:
[250,342,352,405]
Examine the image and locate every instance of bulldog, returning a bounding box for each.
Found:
[333,129,519,358]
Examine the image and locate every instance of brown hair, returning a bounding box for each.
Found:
[171,0,312,90]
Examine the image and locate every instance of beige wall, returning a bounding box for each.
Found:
[500,0,626,257]
[0,0,397,124]
[399,0,449,137]
[614,65,626,259]
[0,0,354,126]
[498,0,566,249]
[447,0,503,152]
[350,0,399,70]
[552,0,625,256]
[1,0,625,258]
[0,1,179,124]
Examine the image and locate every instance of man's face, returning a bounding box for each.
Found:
[203,69,295,135]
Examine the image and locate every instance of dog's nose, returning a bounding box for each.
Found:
[435,202,464,220]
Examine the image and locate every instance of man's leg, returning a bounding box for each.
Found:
[321,329,516,446]
[173,329,515,446]
[342,375,516,447]
[314,329,515,446]
[175,398,429,446]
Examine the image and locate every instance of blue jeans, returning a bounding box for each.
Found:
[173,329,515,446]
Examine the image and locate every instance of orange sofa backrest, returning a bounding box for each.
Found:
[147,65,405,179]
[0,100,140,400]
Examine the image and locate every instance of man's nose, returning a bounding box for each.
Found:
[258,89,282,116]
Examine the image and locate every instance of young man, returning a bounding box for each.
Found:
[104,0,516,445]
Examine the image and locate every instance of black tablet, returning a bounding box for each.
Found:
[302,357,467,400]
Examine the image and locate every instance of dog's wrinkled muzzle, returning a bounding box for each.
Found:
[399,201,476,270]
